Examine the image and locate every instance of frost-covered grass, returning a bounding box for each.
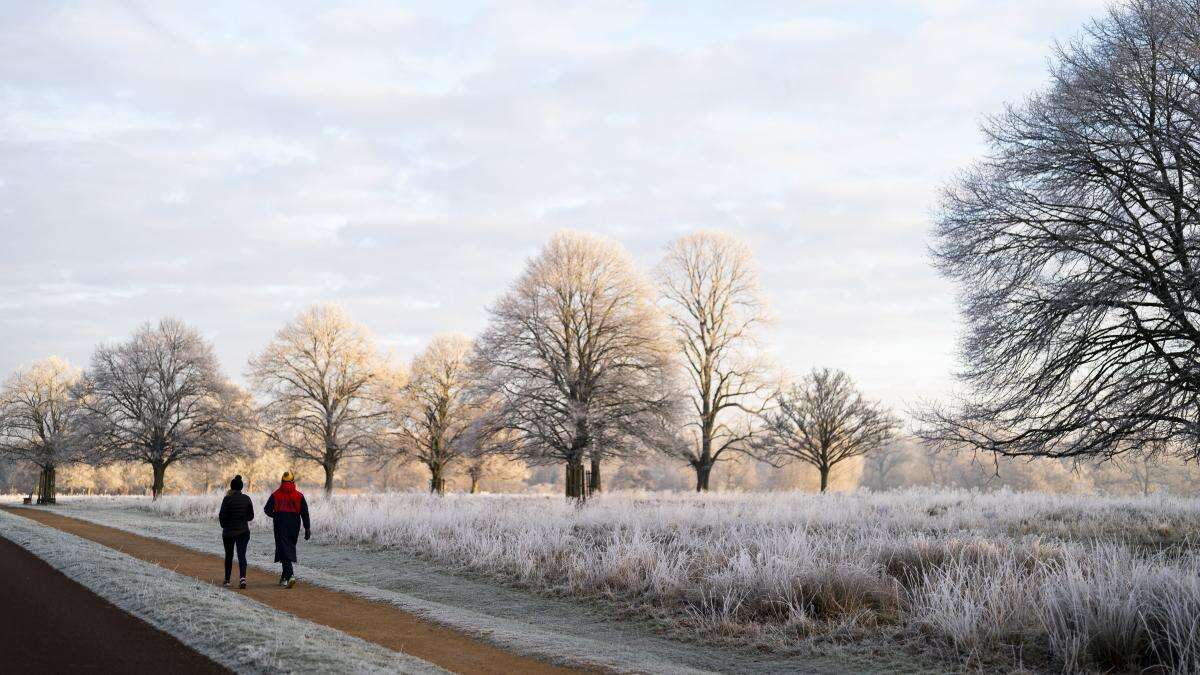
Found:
[81,488,1200,673]
[0,509,445,674]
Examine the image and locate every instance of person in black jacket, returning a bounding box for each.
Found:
[217,474,254,589]
[263,471,310,588]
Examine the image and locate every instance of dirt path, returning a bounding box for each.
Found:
[3,507,583,675]
[0,533,229,674]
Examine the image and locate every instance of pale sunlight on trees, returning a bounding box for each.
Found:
[0,357,91,503]
[248,304,393,495]
[474,231,676,498]
[79,318,247,500]
[386,333,481,494]
[757,368,898,492]
[655,231,772,491]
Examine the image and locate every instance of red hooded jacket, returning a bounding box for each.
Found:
[269,481,304,513]
[264,481,311,563]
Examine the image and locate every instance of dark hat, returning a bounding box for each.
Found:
[230,474,244,491]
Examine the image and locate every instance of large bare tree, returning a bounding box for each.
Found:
[656,231,771,491]
[248,304,391,494]
[757,368,898,492]
[920,0,1200,462]
[474,231,675,497]
[387,333,481,494]
[80,318,246,499]
[0,357,91,503]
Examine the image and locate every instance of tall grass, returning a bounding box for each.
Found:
[113,488,1200,672]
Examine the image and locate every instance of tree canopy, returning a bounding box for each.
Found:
[921,0,1200,462]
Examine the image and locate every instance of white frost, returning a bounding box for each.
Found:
[0,510,446,675]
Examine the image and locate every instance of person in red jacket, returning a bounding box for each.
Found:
[263,471,310,588]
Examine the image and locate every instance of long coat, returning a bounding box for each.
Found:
[263,482,310,563]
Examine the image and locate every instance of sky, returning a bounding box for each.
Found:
[0,0,1110,413]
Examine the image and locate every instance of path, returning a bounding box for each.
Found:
[0,533,228,674]
[2,507,581,675]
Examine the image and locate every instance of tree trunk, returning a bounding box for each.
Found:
[695,433,714,492]
[36,465,56,504]
[429,463,445,495]
[323,463,335,495]
[469,474,480,494]
[695,462,712,492]
[565,460,585,499]
[151,462,166,501]
[819,465,830,493]
[589,455,602,493]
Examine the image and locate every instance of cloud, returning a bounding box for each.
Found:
[0,0,1109,411]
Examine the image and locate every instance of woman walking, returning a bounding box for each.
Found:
[263,471,310,588]
[217,474,254,589]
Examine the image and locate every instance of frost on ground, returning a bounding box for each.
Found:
[0,510,446,675]
[56,488,1200,673]
[41,505,863,674]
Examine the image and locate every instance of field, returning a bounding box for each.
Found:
[54,488,1197,674]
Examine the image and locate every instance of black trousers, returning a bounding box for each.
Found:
[281,559,294,579]
[223,531,249,582]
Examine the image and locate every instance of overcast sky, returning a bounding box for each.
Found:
[0,0,1109,411]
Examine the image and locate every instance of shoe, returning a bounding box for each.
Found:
[286,577,297,589]
[238,578,247,589]
[222,580,230,587]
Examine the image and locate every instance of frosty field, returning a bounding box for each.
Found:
[43,488,1200,674]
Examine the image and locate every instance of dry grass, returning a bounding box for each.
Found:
[81,487,1200,673]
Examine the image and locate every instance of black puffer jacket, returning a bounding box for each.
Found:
[218,490,254,538]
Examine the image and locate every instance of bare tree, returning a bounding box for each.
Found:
[463,455,488,494]
[656,231,771,491]
[1089,440,1185,495]
[919,0,1200,463]
[463,452,529,494]
[457,420,527,494]
[247,304,391,495]
[79,318,246,500]
[387,333,481,494]
[861,438,914,490]
[1123,454,1167,497]
[474,231,675,498]
[0,357,92,503]
[757,368,898,492]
